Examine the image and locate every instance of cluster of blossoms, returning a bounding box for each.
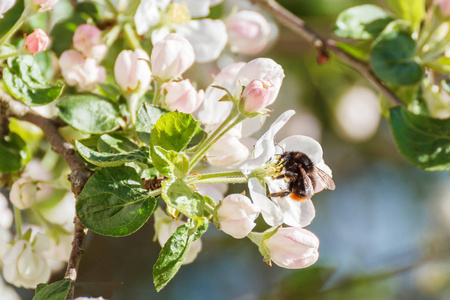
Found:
[0,0,335,296]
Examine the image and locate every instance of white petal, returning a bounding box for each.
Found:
[240,110,295,175]
[175,19,228,63]
[151,26,171,44]
[248,178,282,226]
[278,135,323,165]
[174,0,210,18]
[134,0,161,35]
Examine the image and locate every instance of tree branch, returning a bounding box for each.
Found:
[250,0,403,106]
[0,90,91,299]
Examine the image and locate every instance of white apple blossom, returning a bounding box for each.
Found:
[0,276,20,300]
[215,194,260,239]
[9,177,37,210]
[135,1,227,62]
[0,194,13,229]
[164,80,204,113]
[114,49,152,92]
[264,227,319,269]
[226,10,271,55]
[59,50,106,91]
[154,208,202,265]
[151,34,195,81]
[2,233,51,288]
[0,0,15,18]
[241,110,333,227]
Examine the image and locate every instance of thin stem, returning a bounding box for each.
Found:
[148,187,162,197]
[152,81,163,105]
[193,177,248,184]
[0,51,20,60]
[204,203,215,215]
[250,0,403,106]
[104,0,118,15]
[123,22,142,50]
[13,207,22,238]
[0,3,33,48]
[195,171,245,180]
[188,109,241,171]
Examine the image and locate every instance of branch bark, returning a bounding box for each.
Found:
[250,0,403,106]
[0,90,91,299]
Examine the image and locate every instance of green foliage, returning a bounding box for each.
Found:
[76,166,158,236]
[370,21,423,85]
[32,280,71,300]
[389,106,450,171]
[2,55,63,106]
[334,5,393,40]
[57,94,121,134]
[153,147,189,178]
[97,133,139,153]
[150,111,201,153]
[0,133,28,174]
[136,103,168,145]
[385,0,425,32]
[153,219,208,292]
[162,179,204,217]
[75,141,151,168]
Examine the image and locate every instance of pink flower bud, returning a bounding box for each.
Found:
[73,24,107,61]
[438,0,450,16]
[114,49,152,92]
[0,0,15,18]
[241,79,275,113]
[151,34,195,81]
[25,29,49,54]
[33,0,58,9]
[216,194,260,239]
[264,227,319,269]
[59,50,106,91]
[164,80,204,113]
[226,10,271,55]
[9,177,37,210]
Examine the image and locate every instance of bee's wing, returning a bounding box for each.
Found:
[314,167,336,190]
[300,167,315,198]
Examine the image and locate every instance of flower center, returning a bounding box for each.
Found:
[167,3,191,25]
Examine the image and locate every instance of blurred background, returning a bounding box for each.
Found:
[4,0,450,299]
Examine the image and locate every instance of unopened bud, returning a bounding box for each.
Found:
[25,29,49,54]
[9,177,37,210]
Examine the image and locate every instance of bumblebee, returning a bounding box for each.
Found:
[268,151,335,201]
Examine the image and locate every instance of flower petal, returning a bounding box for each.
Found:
[175,19,228,63]
[248,178,282,226]
[278,135,323,165]
[240,110,295,175]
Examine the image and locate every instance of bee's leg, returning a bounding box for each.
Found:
[268,191,290,198]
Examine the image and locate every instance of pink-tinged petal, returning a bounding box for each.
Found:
[278,135,323,165]
[248,178,282,226]
[240,110,295,175]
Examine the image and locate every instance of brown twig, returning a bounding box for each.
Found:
[0,90,91,299]
[250,0,403,106]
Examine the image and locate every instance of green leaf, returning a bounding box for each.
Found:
[187,127,206,150]
[57,94,121,134]
[370,21,423,85]
[77,166,158,236]
[136,103,168,145]
[385,0,425,32]
[32,280,70,300]
[2,56,63,106]
[0,133,28,174]
[97,83,121,102]
[97,133,139,153]
[334,5,393,40]
[389,107,450,171]
[153,146,189,177]
[75,140,150,168]
[150,111,201,152]
[153,219,208,292]
[162,179,204,217]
